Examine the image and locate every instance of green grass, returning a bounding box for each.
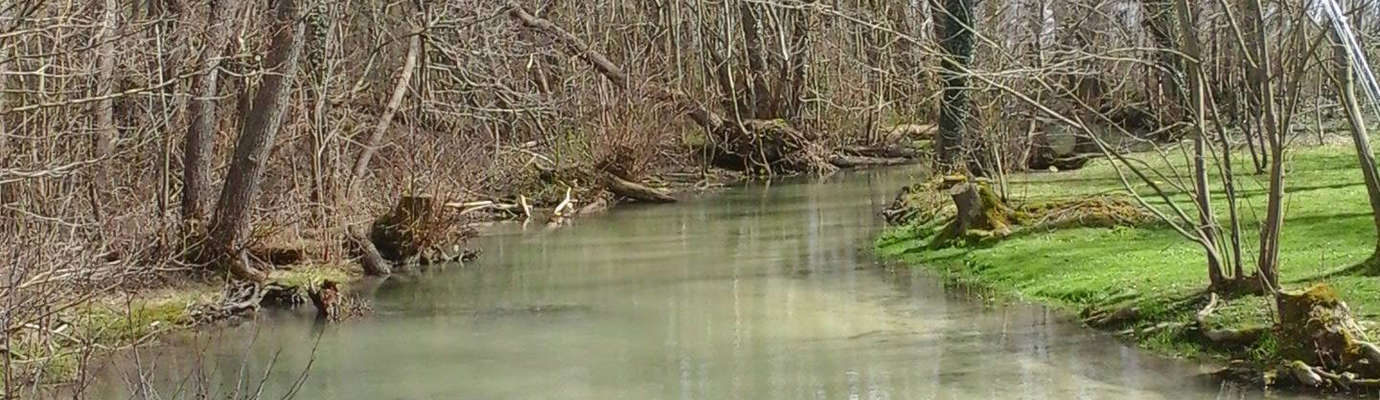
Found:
[268,264,355,290]
[877,141,1380,362]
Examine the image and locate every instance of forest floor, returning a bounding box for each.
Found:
[876,139,1380,375]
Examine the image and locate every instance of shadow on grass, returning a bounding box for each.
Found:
[1293,253,1380,282]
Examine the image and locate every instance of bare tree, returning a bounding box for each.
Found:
[206,0,305,281]
[182,0,244,223]
[1173,0,1226,288]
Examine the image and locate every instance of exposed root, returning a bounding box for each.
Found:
[1194,293,1266,347]
[1083,305,1140,328]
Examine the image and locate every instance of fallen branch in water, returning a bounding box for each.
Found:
[604,173,675,203]
[829,154,912,168]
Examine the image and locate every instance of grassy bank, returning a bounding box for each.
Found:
[876,141,1380,363]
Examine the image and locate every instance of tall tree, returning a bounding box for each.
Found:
[1331,36,1380,263]
[182,0,244,223]
[206,0,304,281]
[935,0,974,173]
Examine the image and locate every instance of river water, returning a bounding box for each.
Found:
[90,167,1279,399]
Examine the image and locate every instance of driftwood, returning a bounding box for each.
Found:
[349,225,391,276]
[829,155,911,168]
[578,197,608,215]
[546,187,576,227]
[604,173,675,203]
[839,145,921,159]
[884,123,937,141]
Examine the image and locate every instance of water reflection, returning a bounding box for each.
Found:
[90,167,1304,399]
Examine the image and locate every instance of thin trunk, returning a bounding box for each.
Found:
[786,0,813,121]
[1175,0,1225,287]
[206,0,304,281]
[182,0,243,223]
[94,0,118,157]
[1245,0,1282,289]
[349,33,421,191]
[1209,97,1247,279]
[1333,39,1380,257]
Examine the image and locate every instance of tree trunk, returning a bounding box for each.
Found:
[935,0,973,173]
[1332,38,1380,258]
[349,33,420,191]
[737,1,769,118]
[182,0,243,223]
[349,225,390,276]
[785,0,814,121]
[206,0,304,281]
[1245,0,1282,289]
[94,0,119,158]
[1174,0,1225,288]
[1142,0,1185,122]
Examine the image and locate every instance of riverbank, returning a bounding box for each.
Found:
[876,141,1380,389]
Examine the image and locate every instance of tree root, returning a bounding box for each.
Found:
[1194,293,1265,347]
[1083,306,1140,328]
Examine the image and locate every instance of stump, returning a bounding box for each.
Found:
[370,195,438,261]
[943,180,1014,242]
[1276,284,1375,373]
[308,280,340,321]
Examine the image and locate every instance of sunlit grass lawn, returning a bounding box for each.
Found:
[877,140,1380,358]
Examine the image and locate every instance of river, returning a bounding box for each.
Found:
[88,166,1281,399]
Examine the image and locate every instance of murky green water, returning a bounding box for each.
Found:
[91,167,1277,399]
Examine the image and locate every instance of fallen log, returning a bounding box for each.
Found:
[884,123,937,141]
[839,145,921,159]
[829,154,912,168]
[604,173,675,203]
